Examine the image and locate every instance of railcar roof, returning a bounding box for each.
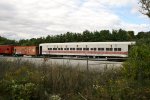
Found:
[14,46,37,47]
[0,45,14,46]
[39,41,136,46]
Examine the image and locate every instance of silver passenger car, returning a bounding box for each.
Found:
[39,42,135,57]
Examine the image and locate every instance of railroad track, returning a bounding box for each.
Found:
[0,55,126,62]
[0,56,123,70]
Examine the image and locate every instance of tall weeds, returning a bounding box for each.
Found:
[0,59,150,100]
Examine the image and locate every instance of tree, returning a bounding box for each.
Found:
[136,31,150,39]
[140,0,150,18]
[123,44,150,81]
[117,29,129,41]
[93,31,102,42]
[99,30,111,41]
[0,36,16,45]
[123,37,150,83]
[112,29,130,41]
[82,30,93,42]
[127,31,135,40]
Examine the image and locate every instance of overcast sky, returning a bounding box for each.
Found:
[0,0,149,40]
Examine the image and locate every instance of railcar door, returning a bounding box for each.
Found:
[128,45,131,51]
[128,44,133,54]
[40,46,42,55]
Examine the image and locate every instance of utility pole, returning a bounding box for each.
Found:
[87,56,89,71]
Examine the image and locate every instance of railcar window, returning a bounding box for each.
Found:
[53,48,57,50]
[77,48,82,50]
[106,48,109,51]
[70,48,75,50]
[65,48,69,50]
[58,48,61,50]
[61,48,63,50]
[94,48,97,51]
[48,48,52,50]
[91,48,93,50]
[110,48,112,51]
[118,48,121,51]
[64,48,66,50]
[114,48,121,51]
[98,48,104,51]
[114,48,117,51]
[106,48,112,51]
[83,48,89,50]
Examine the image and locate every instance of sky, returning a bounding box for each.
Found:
[0,0,149,40]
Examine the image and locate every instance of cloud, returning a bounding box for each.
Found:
[0,0,149,40]
[105,0,136,6]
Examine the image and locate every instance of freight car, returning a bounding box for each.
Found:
[0,45,14,55]
[39,42,135,58]
[14,46,39,56]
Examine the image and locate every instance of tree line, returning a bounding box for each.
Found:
[0,36,16,45]
[0,29,149,46]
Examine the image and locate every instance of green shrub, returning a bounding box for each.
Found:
[8,80,37,100]
[0,58,150,99]
[123,44,150,80]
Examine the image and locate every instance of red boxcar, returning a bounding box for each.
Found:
[0,45,14,55]
[14,46,39,56]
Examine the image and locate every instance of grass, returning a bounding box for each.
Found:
[0,58,150,100]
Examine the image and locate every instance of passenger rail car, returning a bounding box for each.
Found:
[39,42,135,58]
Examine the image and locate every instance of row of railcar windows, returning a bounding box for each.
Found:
[48,48,122,51]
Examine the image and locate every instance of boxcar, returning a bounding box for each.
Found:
[14,46,39,56]
[0,45,14,55]
[39,42,135,58]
